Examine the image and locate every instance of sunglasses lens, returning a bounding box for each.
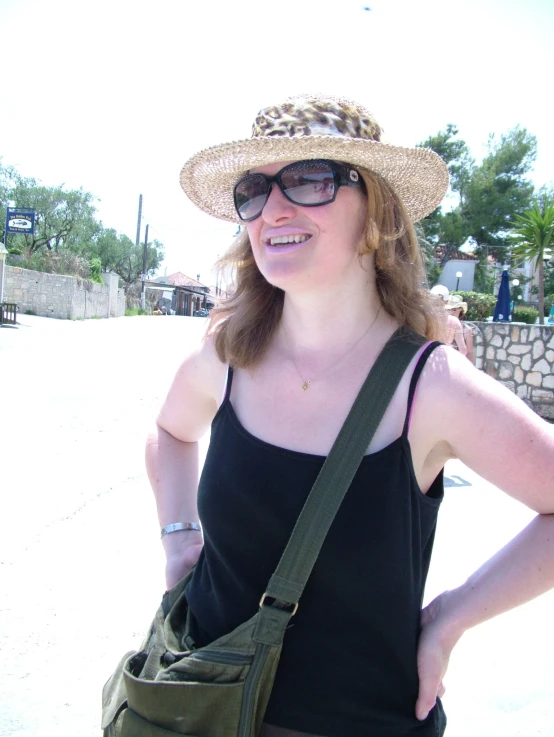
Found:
[281,161,337,205]
[233,161,342,221]
[234,174,269,221]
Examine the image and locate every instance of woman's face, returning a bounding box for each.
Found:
[244,160,368,292]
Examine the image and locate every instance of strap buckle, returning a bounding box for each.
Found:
[259,593,298,617]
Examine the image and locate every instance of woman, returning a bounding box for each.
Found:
[443,294,476,363]
[430,288,469,357]
[146,95,554,737]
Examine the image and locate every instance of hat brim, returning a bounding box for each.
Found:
[446,302,468,314]
[180,135,449,224]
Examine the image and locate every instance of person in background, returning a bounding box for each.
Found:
[444,294,469,357]
[445,294,475,364]
[429,286,469,358]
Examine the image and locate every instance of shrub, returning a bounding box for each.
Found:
[544,294,554,317]
[88,257,104,284]
[6,247,92,278]
[455,291,497,321]
[512,306,538,324]
[125,308,148,316]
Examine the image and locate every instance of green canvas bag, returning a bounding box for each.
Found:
[101,328,426,737]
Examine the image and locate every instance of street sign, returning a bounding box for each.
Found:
[5,207,36,235]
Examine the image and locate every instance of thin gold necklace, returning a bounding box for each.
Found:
[285,305,382,391]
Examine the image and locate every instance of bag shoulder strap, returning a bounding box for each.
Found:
[263,327,426,608]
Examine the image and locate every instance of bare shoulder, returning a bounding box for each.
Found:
[416,345,554,512]
[157,332,228,442]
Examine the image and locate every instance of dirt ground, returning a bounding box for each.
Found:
[0,315,552,737]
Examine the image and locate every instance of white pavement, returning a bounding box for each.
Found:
[0,315,552,737]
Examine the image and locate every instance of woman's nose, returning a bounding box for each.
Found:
[261,183,297,223]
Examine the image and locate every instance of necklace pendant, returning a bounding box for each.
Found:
[302,382,309,391]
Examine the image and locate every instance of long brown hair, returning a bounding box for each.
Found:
[208,167,444,367]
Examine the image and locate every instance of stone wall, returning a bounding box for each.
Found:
[472,322,554,419]
[3,266,125,320]
[118,288,125,317]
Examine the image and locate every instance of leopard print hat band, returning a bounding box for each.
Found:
[179,95,449,224]
[250,97,385,142]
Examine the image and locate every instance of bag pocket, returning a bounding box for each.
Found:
[109,706,199,736]
[154,649,253,683]
[124,668,248,737]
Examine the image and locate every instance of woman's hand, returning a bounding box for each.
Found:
[415,592,462,721]
[163,532,204,589]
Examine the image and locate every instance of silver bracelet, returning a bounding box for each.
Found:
[160,522,202,538]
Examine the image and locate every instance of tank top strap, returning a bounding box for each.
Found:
[401,341,442,437]
[222,366,234,404]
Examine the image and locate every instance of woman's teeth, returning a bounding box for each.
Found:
[268,234,310,246]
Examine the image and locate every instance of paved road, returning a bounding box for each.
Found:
[0,315,552,737]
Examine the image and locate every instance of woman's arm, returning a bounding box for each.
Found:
[146,429,204,588]
[145,335,227,588]
[416,513,554,719]
[412,348,554,718]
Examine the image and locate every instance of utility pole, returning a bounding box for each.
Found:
[135,194,143,309]
[135,194,143,251]
[141,224,149,311]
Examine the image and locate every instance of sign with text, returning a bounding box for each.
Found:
[5,207,36,235]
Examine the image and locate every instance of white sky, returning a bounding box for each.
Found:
[1,0,552,285]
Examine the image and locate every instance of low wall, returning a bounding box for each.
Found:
[472,322,554,419]
[3,266,125,320]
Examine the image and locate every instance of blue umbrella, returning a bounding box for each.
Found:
[493,269,511,322]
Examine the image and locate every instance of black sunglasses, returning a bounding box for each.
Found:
[233,159,364,222]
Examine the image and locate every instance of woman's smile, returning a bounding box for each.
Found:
[263,228,313,254]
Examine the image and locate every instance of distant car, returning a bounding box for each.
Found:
[193,308,209,317]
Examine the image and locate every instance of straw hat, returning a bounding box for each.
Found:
[180,94,449,224]
[444,294,468,314]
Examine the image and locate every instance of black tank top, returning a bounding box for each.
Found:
[187,343,445,737]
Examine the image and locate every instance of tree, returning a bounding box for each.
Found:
[107,237,164,288]
[510,196,554,324]
[418,124,474,203]
[1,159,32,245]
[1,159,165,286]
[463,127,536,263]
[5,181,98,253]
[418,125,473,256]
[418,125,538,292]
[414,223,440,286]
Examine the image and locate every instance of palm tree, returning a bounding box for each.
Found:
[510,196,554,325]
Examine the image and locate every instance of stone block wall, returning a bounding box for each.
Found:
[471,322,554,419]
[4,266,125,319]
[118,288,125,316]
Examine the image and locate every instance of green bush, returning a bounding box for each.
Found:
[125,308,148,316]
[544,294,554,317]
[512,306,538,324]
[88,257,103,284]
[455,291,497,321]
